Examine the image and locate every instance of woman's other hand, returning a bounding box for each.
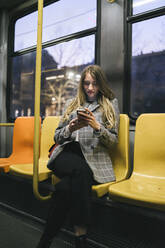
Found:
[68,118,88,133]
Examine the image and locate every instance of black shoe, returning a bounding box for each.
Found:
[75,235,87,248]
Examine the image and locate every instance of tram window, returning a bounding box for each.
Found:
[10,35,95,119]
[130,15,165,117]
[133,0,165,15]
[15,12,38,51]
[42,0,96,43]
[15,0,96,51]
[10,0,97,120]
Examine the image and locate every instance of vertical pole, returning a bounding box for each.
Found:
[33,0,51,200]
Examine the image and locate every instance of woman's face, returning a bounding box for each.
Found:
[83,72,99,100]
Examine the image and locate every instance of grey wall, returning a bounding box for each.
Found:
[0,10,11,157]
[99,0,124,113]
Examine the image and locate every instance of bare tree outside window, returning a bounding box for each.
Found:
[41,68,79,116]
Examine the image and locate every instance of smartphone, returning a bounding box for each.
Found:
[77,108,87,115]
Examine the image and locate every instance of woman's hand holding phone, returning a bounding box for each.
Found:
[69,107,101,133]
[77,108,101,131]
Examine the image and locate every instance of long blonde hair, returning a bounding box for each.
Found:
[62,65,117,128]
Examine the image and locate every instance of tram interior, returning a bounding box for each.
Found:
[0,0,165,248]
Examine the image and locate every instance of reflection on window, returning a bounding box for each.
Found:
[133,0,165,15]
[130,16,165,117]
[15,0,96,51]
[10,35,95,119]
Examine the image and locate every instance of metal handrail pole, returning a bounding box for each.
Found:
[0,123,14,126]
[33,0,51,201]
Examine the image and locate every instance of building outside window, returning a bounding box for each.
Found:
[128,0,165,118]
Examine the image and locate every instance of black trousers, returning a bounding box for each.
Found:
[43,142,96,240]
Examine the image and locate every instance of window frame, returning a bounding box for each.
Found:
[7,0,99,122]
[124,0,165,122]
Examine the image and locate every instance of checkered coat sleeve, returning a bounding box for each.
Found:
[47,98,120,183]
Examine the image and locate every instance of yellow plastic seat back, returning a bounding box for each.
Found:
[92,114,130,197]
[133,114,165,177]
[39,116,61,166]
[110,114,130,181]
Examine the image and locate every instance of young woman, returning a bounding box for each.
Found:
[37,65,120,248]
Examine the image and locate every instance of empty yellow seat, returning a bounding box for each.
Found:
[9,116,60,181]
[0,117,37,173]
[92,114,130,197]
[109,114,165,211]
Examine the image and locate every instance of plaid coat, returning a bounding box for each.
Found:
[47,98,120,183]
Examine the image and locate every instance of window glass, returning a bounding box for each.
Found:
[130,15,165,117]
[15,12,38,51]
[10,35,95,119]
[15,0,96,51]
[133,0,165,15]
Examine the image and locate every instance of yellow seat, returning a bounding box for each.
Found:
[9,116,60,181]
[0,117,37,173]
[92,114,130,197]
[109,114,165,211]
